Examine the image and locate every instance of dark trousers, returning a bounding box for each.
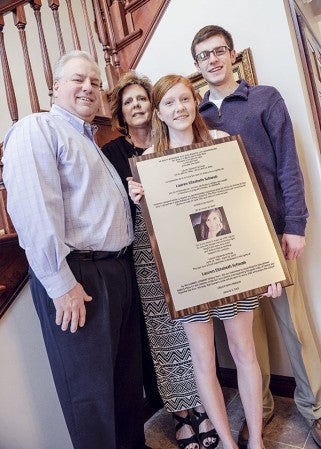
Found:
[139,303,164,410]
[30,253,145,449]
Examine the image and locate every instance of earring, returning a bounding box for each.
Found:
[124,122,129,135]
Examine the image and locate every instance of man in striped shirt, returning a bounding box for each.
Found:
[3,50,151,449]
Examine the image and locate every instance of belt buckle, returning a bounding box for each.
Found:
[81,250,94,260]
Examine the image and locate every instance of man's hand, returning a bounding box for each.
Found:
[53,282,92,333]
[281,233,306,260]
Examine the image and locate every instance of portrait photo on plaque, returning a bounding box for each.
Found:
[190,207,231,241]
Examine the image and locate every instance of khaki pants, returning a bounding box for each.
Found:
[253,259,321,422]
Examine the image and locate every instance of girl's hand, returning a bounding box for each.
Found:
[127,177,144,204]
[265,282,282,298]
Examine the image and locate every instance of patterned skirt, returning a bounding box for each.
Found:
[133,207,201,412]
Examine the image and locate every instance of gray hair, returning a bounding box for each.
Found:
[53,50,100,81]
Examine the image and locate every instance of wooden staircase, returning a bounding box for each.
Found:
[0,0,170,317]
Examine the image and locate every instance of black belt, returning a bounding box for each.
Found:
[67,247,129,261]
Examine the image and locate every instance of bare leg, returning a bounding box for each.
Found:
[224,311,263,449]
[183,320,237,449]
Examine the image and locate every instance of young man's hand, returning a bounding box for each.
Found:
[281,234,305,260]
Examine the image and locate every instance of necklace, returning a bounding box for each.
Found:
[126,133,151,156]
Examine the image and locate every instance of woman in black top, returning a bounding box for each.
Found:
[101,71,153,222]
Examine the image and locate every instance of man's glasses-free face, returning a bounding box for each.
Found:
[195,45,230,63]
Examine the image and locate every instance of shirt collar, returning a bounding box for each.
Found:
[50,104,98,139]
[199,79,249,112]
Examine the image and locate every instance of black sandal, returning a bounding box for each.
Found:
[193,409,219,449]
[173,412,199,449]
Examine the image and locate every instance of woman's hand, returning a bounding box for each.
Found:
[265,282,282,298]
[127,177,144,204]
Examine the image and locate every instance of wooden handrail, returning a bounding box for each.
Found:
[0,1,25,14]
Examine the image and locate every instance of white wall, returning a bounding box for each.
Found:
[1,0,321,447]
[0,284,72,449]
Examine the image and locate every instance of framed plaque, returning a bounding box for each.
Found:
[129,135,292,319]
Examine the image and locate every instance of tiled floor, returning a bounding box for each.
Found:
[144,387,319,449]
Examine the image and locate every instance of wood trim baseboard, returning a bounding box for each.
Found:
[218,367,296,398]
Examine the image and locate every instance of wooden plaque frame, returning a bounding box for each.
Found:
[130,135,292,319]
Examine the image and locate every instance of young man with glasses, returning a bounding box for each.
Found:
[190,24,321,448]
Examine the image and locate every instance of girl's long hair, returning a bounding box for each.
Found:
[200,208,223,239]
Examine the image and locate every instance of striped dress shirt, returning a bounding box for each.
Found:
[3,105,133,298]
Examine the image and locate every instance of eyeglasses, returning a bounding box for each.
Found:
[195,46,230,63]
